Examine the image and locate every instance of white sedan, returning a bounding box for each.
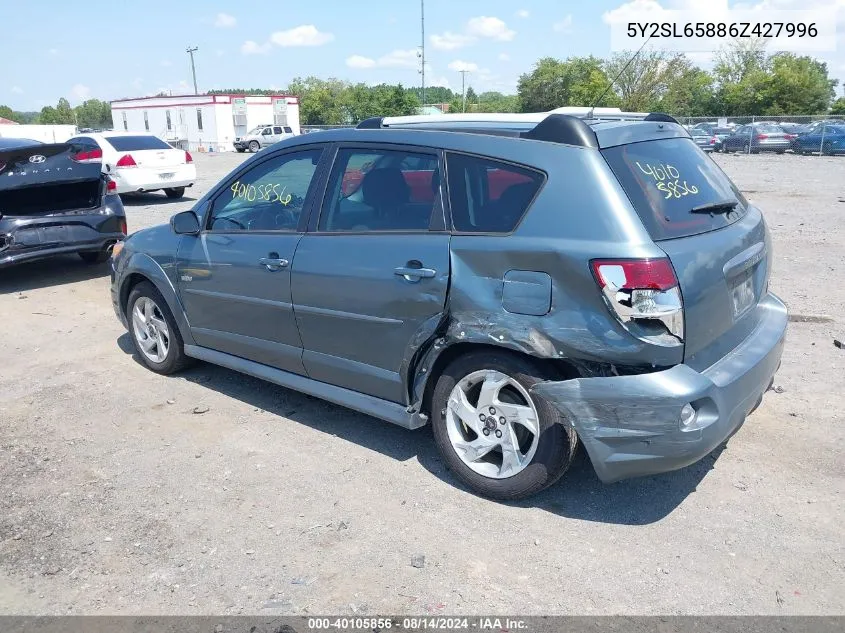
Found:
[67,132,196,198]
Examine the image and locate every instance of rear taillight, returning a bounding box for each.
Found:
[107,177,116,192]
[185,151,193,163]
[710,136,716,144]
[116,154,137,168]
[119,218,127,235]
[756,134,768,140]
[72,147,103,163]
[785,134,796,140]
[591,258,684,344]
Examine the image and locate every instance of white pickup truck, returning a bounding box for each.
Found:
[233,125,296,153]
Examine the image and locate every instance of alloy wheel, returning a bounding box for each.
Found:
[131,297,171,363]
[444,370,541,479]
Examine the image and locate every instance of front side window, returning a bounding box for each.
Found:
[207,149,323,232]
[319,148,439,232]
[445,153,544,233]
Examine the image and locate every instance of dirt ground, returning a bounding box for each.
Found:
[1,151,842,616]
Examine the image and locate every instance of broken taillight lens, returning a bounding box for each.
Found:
[591,258,684,344]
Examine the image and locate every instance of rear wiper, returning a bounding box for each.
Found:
[690,199,739,215]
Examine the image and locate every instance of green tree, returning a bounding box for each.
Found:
[605,51,694,112]
[657,65,719,116]
[408,85,455,104]
[39,105,59,124]
[55,98,76,124]
[74,98,112,128]
[831,97,845,115]
[761,53,837,114]
[287,76,350,125]
[0,105,21,122]
[517,56,618,112]
[714,38,768,85]
[475,91,519,113]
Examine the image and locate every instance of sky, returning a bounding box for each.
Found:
[2,0,844,111]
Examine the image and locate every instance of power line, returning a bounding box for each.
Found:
[186,46,199,95]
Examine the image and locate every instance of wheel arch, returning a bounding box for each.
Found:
[413,341,582,420]
[119,253,196,346]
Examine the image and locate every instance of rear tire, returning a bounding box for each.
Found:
[127,281,192,375]
[164,187,186,199]
[430,350,577,501]
[78,249,110,264]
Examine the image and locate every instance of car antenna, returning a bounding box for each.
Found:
[586,32,654,120]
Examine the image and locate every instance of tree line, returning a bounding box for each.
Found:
[3,41,844,130]
[0,98,112,128]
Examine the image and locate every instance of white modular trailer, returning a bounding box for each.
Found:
[0,124,78,144]
[109,94,301,152]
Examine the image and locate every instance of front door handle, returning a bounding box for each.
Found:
[259,257,289,271]
[394,265,436,281]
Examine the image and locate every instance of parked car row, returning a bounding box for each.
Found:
[687,120,845,155]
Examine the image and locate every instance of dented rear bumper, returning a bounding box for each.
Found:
[531,293,788,483]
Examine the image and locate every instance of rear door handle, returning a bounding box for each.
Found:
[394,266,436,281]
[259,257,289,271]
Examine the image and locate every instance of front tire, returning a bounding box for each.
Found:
[430,351,577,501]
[236,148,246,153]
[164,187,186,199]
[127,281,192,375]
[249,141,260,153]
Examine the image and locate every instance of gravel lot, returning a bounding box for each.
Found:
[1,151,842,616]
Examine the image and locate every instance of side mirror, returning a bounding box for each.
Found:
[171,210,200,235]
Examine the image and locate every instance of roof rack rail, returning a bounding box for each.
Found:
[353,109,682,147]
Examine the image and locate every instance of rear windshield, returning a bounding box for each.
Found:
[602,138,748,241]
[104,135,172,151]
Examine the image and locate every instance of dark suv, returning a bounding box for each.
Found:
[110,111,788,500]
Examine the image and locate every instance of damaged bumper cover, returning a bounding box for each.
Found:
[531,293,788,483]
[0,213,124,269]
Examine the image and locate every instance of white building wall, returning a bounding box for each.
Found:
[111,94,300,152]
[0,124,78,143]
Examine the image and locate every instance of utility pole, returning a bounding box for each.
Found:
[420,0,426,106]
[186,46,199,95]
[460,70,470,113]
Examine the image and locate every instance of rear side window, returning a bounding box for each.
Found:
[602,138,748,241]
[445,153,544,233]
[104,135,172,151]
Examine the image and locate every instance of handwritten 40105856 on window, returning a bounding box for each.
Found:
[230,180,293,206]
[636,161,700,199]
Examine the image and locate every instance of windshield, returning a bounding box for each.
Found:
[248,126,268,135]
[602,137,749,241]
